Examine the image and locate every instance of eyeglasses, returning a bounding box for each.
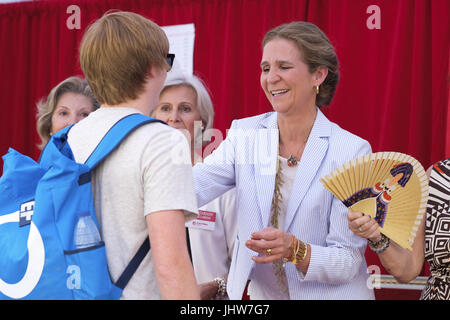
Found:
[166,53,175,69]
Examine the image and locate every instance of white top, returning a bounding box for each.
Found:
[67,107,198,299]
[187,188,237,284]
[248,156,298,300]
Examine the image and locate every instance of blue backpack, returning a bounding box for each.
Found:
[0,113,162,299]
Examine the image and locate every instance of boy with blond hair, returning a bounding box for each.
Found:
[68,11,200,299]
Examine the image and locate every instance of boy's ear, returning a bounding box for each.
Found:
[147,65,156,79]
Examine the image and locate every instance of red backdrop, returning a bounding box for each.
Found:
[0,0,448,299]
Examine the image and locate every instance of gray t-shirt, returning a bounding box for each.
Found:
[67,107,198,299]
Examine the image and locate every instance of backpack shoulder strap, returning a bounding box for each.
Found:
[115,238,150,290]
[83,113,163,291]
[84,113,165,170]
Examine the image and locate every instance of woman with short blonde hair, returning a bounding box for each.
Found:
[36,76,98,150]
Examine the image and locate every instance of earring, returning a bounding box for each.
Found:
[316,85,320,95]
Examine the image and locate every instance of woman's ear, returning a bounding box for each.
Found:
[315,66,328,86]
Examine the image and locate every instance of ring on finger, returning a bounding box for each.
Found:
[266,248,272,256]
[358,227,364,233]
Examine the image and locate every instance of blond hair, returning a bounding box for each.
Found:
[36,76,99,150]
[263,22,339,107]
[79,11,169,105]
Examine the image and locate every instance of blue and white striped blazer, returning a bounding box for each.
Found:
[193,109,375,300]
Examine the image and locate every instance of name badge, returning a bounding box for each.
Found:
[186,210,216,231]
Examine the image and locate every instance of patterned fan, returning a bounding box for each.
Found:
[320,152,428,250]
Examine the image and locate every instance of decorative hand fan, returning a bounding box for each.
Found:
[320,152,428,250]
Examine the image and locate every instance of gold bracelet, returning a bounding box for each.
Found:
[296,240,307,262]
[283,235,297,266]
[283,236,308,265]
[292,238,300,265]
[302,241,308,260]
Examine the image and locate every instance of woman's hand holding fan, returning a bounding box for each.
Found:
[321,152,428,250]
[347,210,381,241]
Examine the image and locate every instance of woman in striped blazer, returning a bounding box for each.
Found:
[193,22,374,299]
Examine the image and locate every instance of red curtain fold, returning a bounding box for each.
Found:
[0,0,448,299]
